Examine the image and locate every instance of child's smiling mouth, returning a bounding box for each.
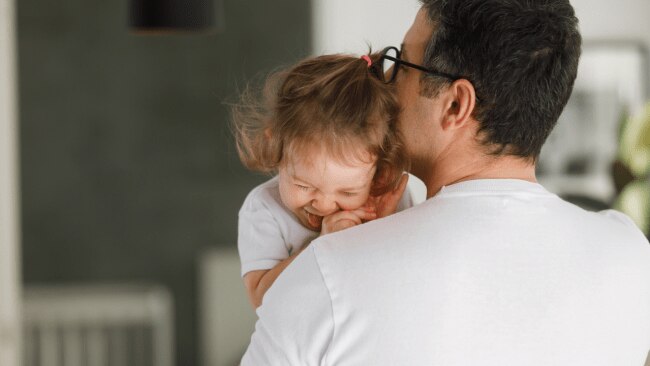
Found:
[304,209,323,231]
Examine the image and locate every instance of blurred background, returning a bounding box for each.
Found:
[0,0,649,365]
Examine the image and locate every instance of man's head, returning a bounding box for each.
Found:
[396,0,581,181]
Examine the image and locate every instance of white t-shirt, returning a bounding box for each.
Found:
[242,179,650,366]
[238,175,420,277]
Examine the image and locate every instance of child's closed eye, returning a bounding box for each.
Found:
[295,184,312,191]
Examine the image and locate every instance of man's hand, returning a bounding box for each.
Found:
[366,173,409,218]
[320,206,376,235]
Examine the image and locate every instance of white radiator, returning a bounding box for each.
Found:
[199,247,257,366]
[23,284,174,366]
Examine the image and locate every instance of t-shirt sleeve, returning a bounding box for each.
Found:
[599,209,646,233]
[238,197,291,277]
[240,245,334,365]
[396,178,415,212]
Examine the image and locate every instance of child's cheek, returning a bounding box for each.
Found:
[341,193,370,211]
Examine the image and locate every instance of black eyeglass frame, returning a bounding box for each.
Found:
[376,46,463,84]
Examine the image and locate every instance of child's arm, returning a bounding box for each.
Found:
[243,246,307,308]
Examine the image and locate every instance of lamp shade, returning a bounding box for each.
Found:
[129,0,215,31]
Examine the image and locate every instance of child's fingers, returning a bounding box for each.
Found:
[360,198,377,213]
[330,219,357,233]
[350,207,378,221]
[329,210,364,225]
[321,210,369,235]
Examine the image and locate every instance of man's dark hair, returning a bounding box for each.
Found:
[420,0,582,159]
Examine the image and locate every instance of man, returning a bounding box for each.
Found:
[241,0,650,364]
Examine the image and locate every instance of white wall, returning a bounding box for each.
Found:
[312,0,420,55]
[572,0,650,109]
[311,0,650,71]
[572,0,650,46]
[0,0,21,365]
[200,248,257,366]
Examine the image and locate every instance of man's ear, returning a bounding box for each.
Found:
[440,79,476,131]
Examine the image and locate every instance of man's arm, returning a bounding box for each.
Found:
[241,244,334,365]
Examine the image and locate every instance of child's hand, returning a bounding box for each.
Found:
[320,206,377,235]
[366,173,409,218]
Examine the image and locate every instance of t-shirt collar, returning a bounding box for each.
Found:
[438,178,550,196]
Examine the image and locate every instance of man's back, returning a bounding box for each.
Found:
[243,179,650,365]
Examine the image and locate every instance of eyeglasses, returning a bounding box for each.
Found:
[374,46,463,84]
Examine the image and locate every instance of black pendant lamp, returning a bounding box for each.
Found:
[129,0,219,33]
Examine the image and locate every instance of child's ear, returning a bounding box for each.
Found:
[264,128,272,139]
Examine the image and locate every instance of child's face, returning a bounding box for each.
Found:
[278,147,377,232]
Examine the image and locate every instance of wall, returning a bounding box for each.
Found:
[312,0,420,55]
[18,1,311,365]
[572,0,650,47]
[572,0,650,102]
[313,0,650,64]
[0,0,21,365]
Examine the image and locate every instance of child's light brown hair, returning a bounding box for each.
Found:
[231,53,409,195]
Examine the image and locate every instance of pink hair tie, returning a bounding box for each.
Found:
[361,55,372,67]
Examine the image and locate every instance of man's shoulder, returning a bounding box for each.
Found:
[596,209,644,230]
[311,201,429,260]
[565,203,648,244]
[593,208,650,256]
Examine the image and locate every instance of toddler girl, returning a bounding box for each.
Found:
[232,53,414,308]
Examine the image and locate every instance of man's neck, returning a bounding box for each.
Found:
[422,153,537,199]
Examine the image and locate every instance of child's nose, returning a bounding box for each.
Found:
[312,196,338,215]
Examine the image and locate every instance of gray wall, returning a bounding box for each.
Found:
[18,1,311,364]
